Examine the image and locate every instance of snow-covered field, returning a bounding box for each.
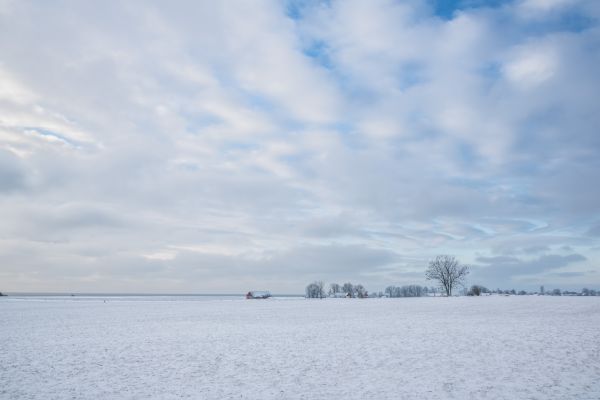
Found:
[1,295,599,399]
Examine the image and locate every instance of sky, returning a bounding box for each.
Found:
[1,0,599,294]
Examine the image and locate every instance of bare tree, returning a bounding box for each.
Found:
[468,285,482,296]
[425,255,469,296]
[317,281,325,298]
[384,285,427,298]
[354,284,367,298]
[385,286,394,297]
[305,281,325,299]
[329,283,341,296]
[342,282,354,298]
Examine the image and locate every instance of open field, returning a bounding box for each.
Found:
[1,296,599,399]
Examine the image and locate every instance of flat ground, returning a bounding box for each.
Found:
[1,296,599,399]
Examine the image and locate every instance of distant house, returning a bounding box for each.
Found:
[246,291,271,299]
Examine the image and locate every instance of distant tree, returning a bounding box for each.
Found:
[469,285,482,296]
[540,285,545,295]
[317,281,325,298]
[305,281,325,299]
[518,290,527,295]
[510,289,516,295]
[329,283,341,296]
[552,288,562,296]
[354,284,368,298]
[384,285,428,298]
[385,286,393,297]
[409,285,423,297]
[590,289,597,296]
[342,282,354,298]
[425,255,469,297]
[582,288,590,296]
[305,283,316,298]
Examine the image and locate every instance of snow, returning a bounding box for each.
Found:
[1,295,599,399]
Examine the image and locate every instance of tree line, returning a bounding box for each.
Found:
[306,255,599,298]
[306,281,368,298]
[467,286,600,296]
[384,285,434,297]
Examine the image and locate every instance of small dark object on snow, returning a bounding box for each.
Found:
[246,291,271,299]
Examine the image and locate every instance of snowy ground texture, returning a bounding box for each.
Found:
[2,296,600,399]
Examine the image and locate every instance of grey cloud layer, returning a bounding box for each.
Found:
[0,0,599,292]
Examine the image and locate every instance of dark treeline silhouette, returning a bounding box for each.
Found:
[306,282,369,298]
[385,285,431,297]
[581,288,598,296]
[305,281,326,298]
[467,286,600,296]
[467,285,490,296]
[307,279,600,298]
[537,288,599,296]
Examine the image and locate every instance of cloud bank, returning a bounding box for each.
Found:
[1,0,599,292]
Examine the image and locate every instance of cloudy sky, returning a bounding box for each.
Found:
[1,0,599,294]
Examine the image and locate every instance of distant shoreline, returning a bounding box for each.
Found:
[0,292,305,298]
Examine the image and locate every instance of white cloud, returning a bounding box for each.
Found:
[519,0,578,12]
[0,67,37,104]
[0,0,598,292]
[504,45,558,88]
